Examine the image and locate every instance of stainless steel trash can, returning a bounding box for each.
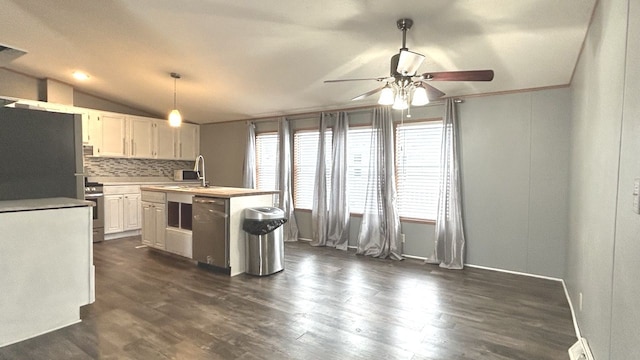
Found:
[243,207,287,276]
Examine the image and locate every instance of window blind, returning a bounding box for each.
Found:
[293,129,332,210]
[255,132,278,191]
[395,121,443,220]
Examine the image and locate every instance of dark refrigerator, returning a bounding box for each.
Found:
[0,107,83,201]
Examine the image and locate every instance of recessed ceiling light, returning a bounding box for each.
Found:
[72,71,89,81]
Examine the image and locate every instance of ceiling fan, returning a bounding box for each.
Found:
[325,18,494,109]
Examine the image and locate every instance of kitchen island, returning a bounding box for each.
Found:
[0,198,94,347]
[140,185,278,276]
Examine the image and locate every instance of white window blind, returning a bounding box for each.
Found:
[293,129,332,210]
[395,121,443,220]
[346,127,374,214]
[255,132,278,191]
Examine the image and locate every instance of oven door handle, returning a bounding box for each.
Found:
[85,194,104,198]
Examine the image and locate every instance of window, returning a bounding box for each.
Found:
[346,127,374,214]
[395,121,443,220]
[255,132,278,190]
[293,129,332,210]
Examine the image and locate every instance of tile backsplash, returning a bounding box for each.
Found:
[84,156,194,178]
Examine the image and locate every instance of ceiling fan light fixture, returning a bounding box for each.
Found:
[411,85,429,106]
[397,50,425,76]
[168,72,182,127]
[392,92,408,110]
[378,84,395,105]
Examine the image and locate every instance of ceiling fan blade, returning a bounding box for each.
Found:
[324,77,389,83]
[420,82,446,99]
[397,50,425,76]
[351,86,385,101]
[422,70,494,82]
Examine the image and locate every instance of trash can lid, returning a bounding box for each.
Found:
[244,207,286,220]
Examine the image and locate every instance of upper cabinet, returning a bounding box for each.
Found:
[177,123,199,160]
[99,113,128,157]
[6,99,199,160]
[129,116,154,158]
[155,120,177,160]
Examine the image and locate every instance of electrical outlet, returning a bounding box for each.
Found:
[401,233,406,243]
[579,292,583,312]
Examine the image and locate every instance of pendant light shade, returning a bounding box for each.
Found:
[411,85,429,106]
[378,84,395,105]
[169,72,182,127]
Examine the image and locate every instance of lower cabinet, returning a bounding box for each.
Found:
[104,186,142,236]
[142,200,166,250]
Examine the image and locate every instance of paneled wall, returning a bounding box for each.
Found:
[566,0,639,358]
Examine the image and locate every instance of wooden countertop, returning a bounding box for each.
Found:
[140,185,279,198]
[0,197,93,213]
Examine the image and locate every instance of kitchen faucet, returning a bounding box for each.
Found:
[193,155,208,187]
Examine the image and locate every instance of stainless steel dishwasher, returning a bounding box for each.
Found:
[192,196,229,270]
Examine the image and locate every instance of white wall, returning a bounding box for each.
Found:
[566,0,635,358]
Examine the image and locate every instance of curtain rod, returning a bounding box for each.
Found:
[207,99,449,125]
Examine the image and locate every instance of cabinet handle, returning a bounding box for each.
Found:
[180,143,183,157]
[131,139,135,156]
[123,138,126,155]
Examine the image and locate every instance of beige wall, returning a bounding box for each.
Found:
[199,121,247,187]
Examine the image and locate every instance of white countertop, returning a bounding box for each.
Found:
[140,185,279,198]
[0,197,93,213]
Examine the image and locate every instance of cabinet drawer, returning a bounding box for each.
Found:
[141,191,166,203]
[104,185,140,195]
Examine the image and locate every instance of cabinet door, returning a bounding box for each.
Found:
[100,113,127,157]
[104,195,124,234]
[88,113,103,155]
[177,123,199,160]
[155,120,176,159]
[153,204,166,249]
[123,193,142,231]
[141,202,154,246]
[129,117,154,158]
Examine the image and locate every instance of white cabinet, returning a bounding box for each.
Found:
[104,185,141,237]
[177,123,199,160]
[154,120,177,159]
[104,195,124,234]
[129,116,154,158]
[141,191,166,250]
[123,193,142,231]
[97,113,128,157]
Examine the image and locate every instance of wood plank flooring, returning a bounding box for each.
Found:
[0,236,576,359]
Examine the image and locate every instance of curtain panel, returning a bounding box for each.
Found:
[242,122,256,189]
[428,98,466,269]
[356,107,403,260]
[277,117,299,242]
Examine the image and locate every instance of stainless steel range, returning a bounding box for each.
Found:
[84,181,104,243]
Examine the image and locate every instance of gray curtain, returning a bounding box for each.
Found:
[242,122,256,189]
[311,112,350,249]
[356,107,403,260]
[277,117,299,242]
[310,113,329,246]
[327,112,350,250]
[428,99,465,269]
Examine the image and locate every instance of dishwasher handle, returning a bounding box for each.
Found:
[193,197,226,205]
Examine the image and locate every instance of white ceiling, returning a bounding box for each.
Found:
[0,0,595,123]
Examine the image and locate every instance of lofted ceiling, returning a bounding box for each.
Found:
[0,0,595,123]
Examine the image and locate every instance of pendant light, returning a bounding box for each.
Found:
[168,72,182,127]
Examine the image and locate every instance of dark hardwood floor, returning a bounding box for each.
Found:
[0,237,576,359]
